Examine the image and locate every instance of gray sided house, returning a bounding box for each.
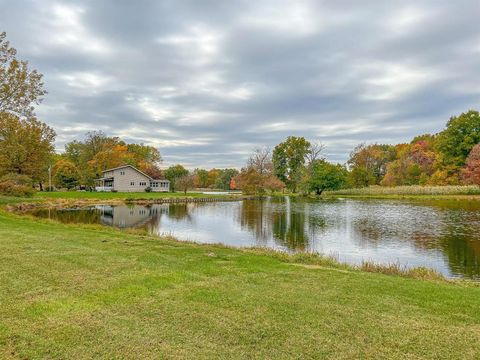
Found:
[95,165,170,192]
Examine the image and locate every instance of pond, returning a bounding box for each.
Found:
[29,197,480,279]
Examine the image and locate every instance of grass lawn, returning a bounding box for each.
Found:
[1,211,480,359]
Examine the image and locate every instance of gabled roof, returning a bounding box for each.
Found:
[102,165,153,180]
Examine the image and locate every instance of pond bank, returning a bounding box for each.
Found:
[5,194,267,213]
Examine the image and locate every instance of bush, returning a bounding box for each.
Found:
[0,180,35,197]
[0,173,33,186]
[145,186,152,193]
[0,174,36,197]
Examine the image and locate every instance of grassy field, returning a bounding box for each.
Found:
[1,210,480,359]
[324,185,480,199]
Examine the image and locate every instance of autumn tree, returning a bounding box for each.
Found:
[53,159,80,189]
[0,32,47,118]
[193,169,209,188]
[381,140,436,186]
[273,136,311,192]
[347,143,396,186]
[164,164,189,192]
[176,174,195,194]
[0,112,55,188]
[461,144,480,185]
[235,149,284,194]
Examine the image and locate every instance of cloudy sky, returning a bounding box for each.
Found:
[1,0,479,168]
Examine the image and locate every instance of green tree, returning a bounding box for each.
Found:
[164,164,189,192]
[273,136,311,192]
[0,112,56,188]
[436,110,480,169]
[214,169,239,190]
[301,160,348,195]
[0,32,47,118]
[348,167,375,188]
[193,169,209,188]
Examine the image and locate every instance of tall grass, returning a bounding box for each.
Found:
[325,185,480,196]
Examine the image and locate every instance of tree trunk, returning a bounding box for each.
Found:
[315,188,323,195]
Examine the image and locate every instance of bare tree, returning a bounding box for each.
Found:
[305,142,325,165]
[247,147,273,174]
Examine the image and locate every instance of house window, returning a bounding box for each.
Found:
[120,171,125,175]
[140,181,147,186]
[130,182,135,186]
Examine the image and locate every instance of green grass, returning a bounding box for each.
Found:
[324,185,480,199]
[1,211,480,359]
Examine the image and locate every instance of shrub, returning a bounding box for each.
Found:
[145,186,152,193]
[0,174,36,197]
[0,173,33,186]
[0,180,35,197]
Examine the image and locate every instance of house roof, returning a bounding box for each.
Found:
[102,164,169,182]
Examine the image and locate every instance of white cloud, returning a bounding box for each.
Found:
[359,63,434,101]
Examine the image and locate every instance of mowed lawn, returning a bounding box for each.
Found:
[1,212,480,359]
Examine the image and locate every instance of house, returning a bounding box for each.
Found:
[95,165,170,192]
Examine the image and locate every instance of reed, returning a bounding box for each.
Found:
[325,185,480,196]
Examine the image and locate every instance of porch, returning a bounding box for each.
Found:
[95,177,114,192]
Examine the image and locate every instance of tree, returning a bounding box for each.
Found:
[305,142,325,165]
[207,169,221,188]
[235,149,284,194]
[461,143,480,185]
[53,159,79,189]
[248,147,273,175]
[234,167,264,195]
[214,169,239,190]
[381,141,436,186]
[193,169,209,188]
[348,166,375,188]
[436,110,480,169]
[176,174,195,194]
[347,143,396,186]
[164,164,188,192]
[300,160,348,195]
[0,112,56,188]
[0,32,47,118]
[273,136,311,192]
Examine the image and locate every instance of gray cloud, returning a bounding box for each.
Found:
[1,0,479,168]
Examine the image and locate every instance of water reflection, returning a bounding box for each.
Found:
[30,198,480,279]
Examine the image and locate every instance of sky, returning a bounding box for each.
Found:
[1,0,479,169]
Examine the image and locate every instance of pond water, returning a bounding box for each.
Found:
[29,197,480,279]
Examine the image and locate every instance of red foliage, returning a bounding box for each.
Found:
[461,144,480,185]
